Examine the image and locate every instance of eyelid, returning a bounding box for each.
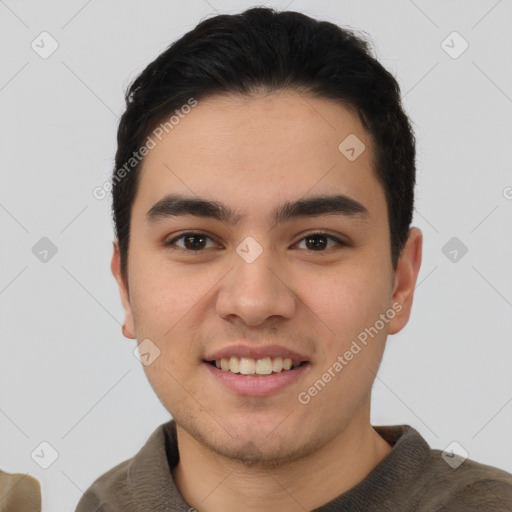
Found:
[164,230,347,251]
[293,231,347,249]
[164,231,221,250]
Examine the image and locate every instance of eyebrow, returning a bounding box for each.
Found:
[145,193,369,226]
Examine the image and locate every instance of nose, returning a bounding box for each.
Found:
[215,243,296,327]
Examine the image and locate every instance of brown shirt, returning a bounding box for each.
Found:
[75,420,512,511]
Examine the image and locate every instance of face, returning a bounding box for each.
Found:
[112,90,422,466]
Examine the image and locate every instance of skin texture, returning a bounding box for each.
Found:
[111,90,423,511]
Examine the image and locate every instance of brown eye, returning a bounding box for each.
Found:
[295,233,345,251]
[165,232,217,251]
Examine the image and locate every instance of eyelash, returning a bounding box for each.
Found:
[163,231,347,253]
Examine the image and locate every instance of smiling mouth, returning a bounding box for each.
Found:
[206,356,308,376]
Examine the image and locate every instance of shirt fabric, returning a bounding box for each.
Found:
[75,420,512,511]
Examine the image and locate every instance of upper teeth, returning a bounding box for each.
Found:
[215,356,300,375]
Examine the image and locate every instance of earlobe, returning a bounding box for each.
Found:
[388,227,423,335]
[111,239,137,339]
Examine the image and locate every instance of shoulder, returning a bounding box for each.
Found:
[420,449,512,511]
[74,421,172,512]
[74,457,134,511]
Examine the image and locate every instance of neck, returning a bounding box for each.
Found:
[171,411,393,512]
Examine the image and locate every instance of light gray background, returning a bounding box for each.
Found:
[1,0,511,510]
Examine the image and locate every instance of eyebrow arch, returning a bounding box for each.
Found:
[145,193,369,226]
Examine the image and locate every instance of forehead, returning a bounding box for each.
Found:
[133,90,384,222]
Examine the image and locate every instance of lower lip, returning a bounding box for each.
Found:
[203,362,310,397]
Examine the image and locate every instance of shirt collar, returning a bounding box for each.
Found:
[126,420,431,511]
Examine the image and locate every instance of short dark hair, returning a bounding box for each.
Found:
[112,7,416,280]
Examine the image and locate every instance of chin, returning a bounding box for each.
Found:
[211,437,313,469]
[185,414,320,469]
[226,412,305,450]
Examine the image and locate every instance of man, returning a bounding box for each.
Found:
[77,7,512,512]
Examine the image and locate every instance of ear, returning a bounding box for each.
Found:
[387,227,423,335]
[111,239,136,339]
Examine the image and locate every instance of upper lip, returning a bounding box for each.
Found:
[204,344,309,363]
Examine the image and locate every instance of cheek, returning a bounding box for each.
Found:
[128,260,216,380]
[129,259,200,335]
[305,265,391,348]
